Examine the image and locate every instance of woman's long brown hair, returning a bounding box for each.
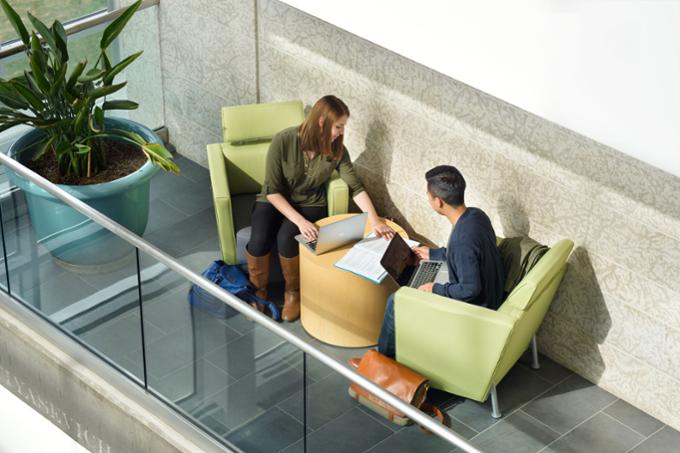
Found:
[298,95,350,160]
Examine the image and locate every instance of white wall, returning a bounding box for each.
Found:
[282,0,680,177]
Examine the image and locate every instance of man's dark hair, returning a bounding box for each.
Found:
[425,165,466,207]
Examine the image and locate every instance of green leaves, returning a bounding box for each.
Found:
[88,81,126,100]
[102,51,142,85]
[27,12,58,57]
[102,100,138,110]
[0,0,179,179]
[0,0,29,45]
[77,68,106,83]
[100,0,141,49]
[142,143,180,174]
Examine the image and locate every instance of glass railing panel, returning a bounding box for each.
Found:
[137,252,307,450]
[0,0,109,45]
[0,175,147,383]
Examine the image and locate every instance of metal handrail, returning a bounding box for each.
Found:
[0,0,160,59]
[0,153,482,452]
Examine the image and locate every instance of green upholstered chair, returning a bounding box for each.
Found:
[394,238,574,418]
[207,100,350,265]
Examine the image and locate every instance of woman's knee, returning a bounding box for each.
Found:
[276,225,299,257]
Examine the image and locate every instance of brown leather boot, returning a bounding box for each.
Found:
[246,249,270,313]
[279,254,300,322]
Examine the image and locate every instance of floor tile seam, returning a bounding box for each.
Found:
[199,354,249,384]
[516,408,564,438]
[173,154,211,184]
[146,198,192,230]
[517,371,576,413]
[623,425,666,453]
[151,355,238,388]
[298,403,362,435]
[358,428,407,453]
[537,406,607,451]
[156,191,212,218]
[273,400,317,434]
[466,406,522,441]
[522,361,561,387]
[599,409,654,441]
[446,413,479,437]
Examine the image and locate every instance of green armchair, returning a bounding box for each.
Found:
[207,100,350,264]
[394,238,574,418]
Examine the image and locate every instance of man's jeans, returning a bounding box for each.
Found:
[377,293,396,358]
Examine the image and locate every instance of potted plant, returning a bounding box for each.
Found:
[0,0,179,268]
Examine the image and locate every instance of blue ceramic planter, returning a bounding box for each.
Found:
[6,118,161,268]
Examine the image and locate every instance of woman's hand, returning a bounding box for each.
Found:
[297,218,319,242]
[412,246,430,262]
[372,219,395,240]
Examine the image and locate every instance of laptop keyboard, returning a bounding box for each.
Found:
[410,261,442,288]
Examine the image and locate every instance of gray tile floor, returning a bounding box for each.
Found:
[1,155,678,452]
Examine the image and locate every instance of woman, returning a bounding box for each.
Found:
[246,95,394,321]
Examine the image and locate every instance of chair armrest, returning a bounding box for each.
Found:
[207,143,238,264]
[395,287,516,401]
[326,170,349,216]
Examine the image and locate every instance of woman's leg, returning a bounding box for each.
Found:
[277,205,327,321]
[248,202,283,257]
[276,205,327,257]
[246,202,283,303]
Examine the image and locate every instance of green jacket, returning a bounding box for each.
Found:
[498,236,550,295]
[257,126,365,206]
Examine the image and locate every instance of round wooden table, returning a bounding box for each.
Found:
[299,214,407,347]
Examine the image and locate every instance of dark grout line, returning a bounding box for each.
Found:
[518,408,564,437]
[599,410,652,442]
[624,425,666,453]
[469,370,576,442]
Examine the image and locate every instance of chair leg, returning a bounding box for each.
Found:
[531,335,540,370]
[490,385,502,419]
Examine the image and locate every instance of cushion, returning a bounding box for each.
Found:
[221,100,304,144]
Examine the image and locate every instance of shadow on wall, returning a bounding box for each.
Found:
[263,2,680,223]
[496,196,610,381]
[352,119,415,236]
[540,246,610,383]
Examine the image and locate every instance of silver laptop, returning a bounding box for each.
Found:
[295,213,368,255]
[380,234,448,288]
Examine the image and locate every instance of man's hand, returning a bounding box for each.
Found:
[412,246,430,262]
[297,218,318,241]
[418,282,434,293]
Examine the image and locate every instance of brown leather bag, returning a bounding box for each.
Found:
[347,350,446,428]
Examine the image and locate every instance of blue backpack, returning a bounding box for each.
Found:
[188,260,281,321]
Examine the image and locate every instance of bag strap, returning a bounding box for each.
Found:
[241,292,281,322]
[417,402,447,434]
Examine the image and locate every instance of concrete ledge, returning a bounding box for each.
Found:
[0,293,231,453]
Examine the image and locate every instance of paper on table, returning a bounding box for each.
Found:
[335,233,420,283]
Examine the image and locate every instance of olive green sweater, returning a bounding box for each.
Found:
[257,126,365,206]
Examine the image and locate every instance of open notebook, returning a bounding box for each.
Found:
[335,233,420,283]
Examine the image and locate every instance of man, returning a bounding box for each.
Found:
[376,165,504,358]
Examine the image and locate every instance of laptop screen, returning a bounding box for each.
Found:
[380,234,414,283]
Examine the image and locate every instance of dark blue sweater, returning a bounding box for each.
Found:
[430,208,504,310]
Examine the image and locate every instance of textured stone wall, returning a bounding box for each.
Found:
[157,0,258,166]
[157,0,680,430]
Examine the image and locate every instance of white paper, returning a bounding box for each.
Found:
[335,234,420,283]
